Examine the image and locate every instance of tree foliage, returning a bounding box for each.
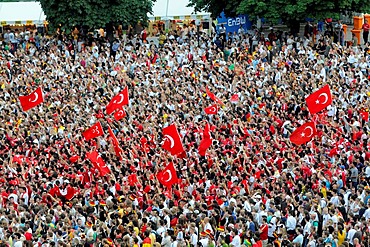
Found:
[188,0,370,23]
[38,0,155,31]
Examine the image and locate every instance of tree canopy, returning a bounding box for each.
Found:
[188,0,370,24]
[38,0,155,32]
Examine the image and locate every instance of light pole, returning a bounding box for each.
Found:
[165,0,169,18]
[165,0,170,32]
[195,19,201,46]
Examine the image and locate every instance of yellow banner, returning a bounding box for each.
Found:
[196,15,202,19]
[173,16,180,20]
[185,15,191,20]
[15,20,22,25]
[26,20,33,25]
[1,21,6,25]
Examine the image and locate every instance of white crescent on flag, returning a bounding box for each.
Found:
[163,170,173,182]
[303,126,314,138]
[29,92,39,102]
[114,94,124,104]
[164,135,175,148]
[317,93,328,104]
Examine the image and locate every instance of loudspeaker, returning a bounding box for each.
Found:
[202,22,209,29]
[37,26,44,34]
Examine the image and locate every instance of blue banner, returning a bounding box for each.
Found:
[216,12,252,35]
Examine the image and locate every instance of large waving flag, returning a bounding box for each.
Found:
[19,87,44,111]
[106,87,129,115]
[107,125,123,160]
[305,85,332,114]
[156,162,178,188]
[162,124,185,156]
[198,122,212,156]
[82,122,104,141]
[290,122,317,145]
[114,107,126,121]
[86,151,111,176]
[206,87,224,105]
[204,104,219,115]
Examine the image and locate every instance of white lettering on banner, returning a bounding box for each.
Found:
[227,16,246,27]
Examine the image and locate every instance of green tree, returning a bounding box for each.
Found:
[38,0,155,32]
[188,0,370,32]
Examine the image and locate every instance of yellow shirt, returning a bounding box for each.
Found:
[149,233,156,245]
[134,226,139,236]
[338,230,346,245]
[321,187,327,198]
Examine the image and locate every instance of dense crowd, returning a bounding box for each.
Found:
[0,21,370,247]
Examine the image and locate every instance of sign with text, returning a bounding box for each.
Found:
[216,12,252,35]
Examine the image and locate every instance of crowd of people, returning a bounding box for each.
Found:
[0,20,370,247]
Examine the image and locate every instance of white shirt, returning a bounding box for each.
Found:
[365,166,370,178]
[293,234,304,246]
[230,235,241,247]
[286,216,297,231]
[199,238,209,247]
[347,228,357,244]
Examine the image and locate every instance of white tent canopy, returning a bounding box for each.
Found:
[0,0,210,26]
[0,1,46,25]
[149,0,210,21]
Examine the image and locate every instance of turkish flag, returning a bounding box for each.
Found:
[82,122,104,141]
[360,110,369,122]
[230,94,239,103]
[289,122,317,145]
[86,151,111,176]
[107,125,123,159]
[106,87,129,115]
[204,104,219,115]
[305,85,332,114]
[198,123,212,156]
[60,186,77,201]
[114,107,126,121]
[19,87,44,111]
[162,124,185,155]
[206,87,224,105]
[157,162,178,188]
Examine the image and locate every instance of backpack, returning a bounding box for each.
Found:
[153,230,162,244]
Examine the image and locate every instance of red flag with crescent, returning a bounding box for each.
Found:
[114,107,126,121]
[60,186,77,201]
[289,122,317,145]
[204,104,219,115]
[106,86,129,115]
[157,162,178,188]
[162,124,185,155]
[86,151,111,176]
[19,87,44,111]
[305,85,332,114]
[206,87,224,105]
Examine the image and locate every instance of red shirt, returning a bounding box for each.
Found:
[363,23,370,32]
[259,224,268,240]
